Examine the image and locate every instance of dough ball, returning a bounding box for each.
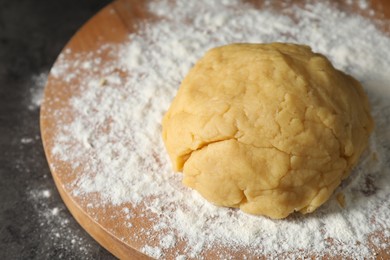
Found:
[162,43,373,219]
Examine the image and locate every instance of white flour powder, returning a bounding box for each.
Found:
[48,0,390,258]
[28,72,48,110]
[28,187,97,258]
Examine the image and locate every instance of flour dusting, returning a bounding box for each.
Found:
[46,0,390,258]
[28,187,97,258]
[29,72,48,110]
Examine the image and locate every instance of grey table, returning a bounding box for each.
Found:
[0,0,116,258]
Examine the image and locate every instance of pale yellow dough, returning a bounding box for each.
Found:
[162,43,373,219]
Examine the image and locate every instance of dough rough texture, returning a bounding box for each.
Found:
[162,43,373,219]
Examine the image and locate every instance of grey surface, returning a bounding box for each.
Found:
[0,0,115,259]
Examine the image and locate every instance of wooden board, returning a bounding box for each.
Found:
[40,0,390,259]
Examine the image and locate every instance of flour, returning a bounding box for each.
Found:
[21,137,34,144]
[28,187,97,258]
[48,0,390,258]
[142,245,162,259]
[28,71,48,110]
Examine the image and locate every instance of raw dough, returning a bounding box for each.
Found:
[162,43,373,219]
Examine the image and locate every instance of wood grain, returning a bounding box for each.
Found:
[40,0,390,259]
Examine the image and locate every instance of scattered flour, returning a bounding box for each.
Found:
[42,189,51,198]
[28,72,48,110]
[28,187,97,258]
[21,137,34,144]
[160,234,176,249]
[46,0,390,258]
[142,245,162,259]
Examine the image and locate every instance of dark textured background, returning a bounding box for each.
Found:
[0,0,115,259]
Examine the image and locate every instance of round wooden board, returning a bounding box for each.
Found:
[40,0,390,259]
